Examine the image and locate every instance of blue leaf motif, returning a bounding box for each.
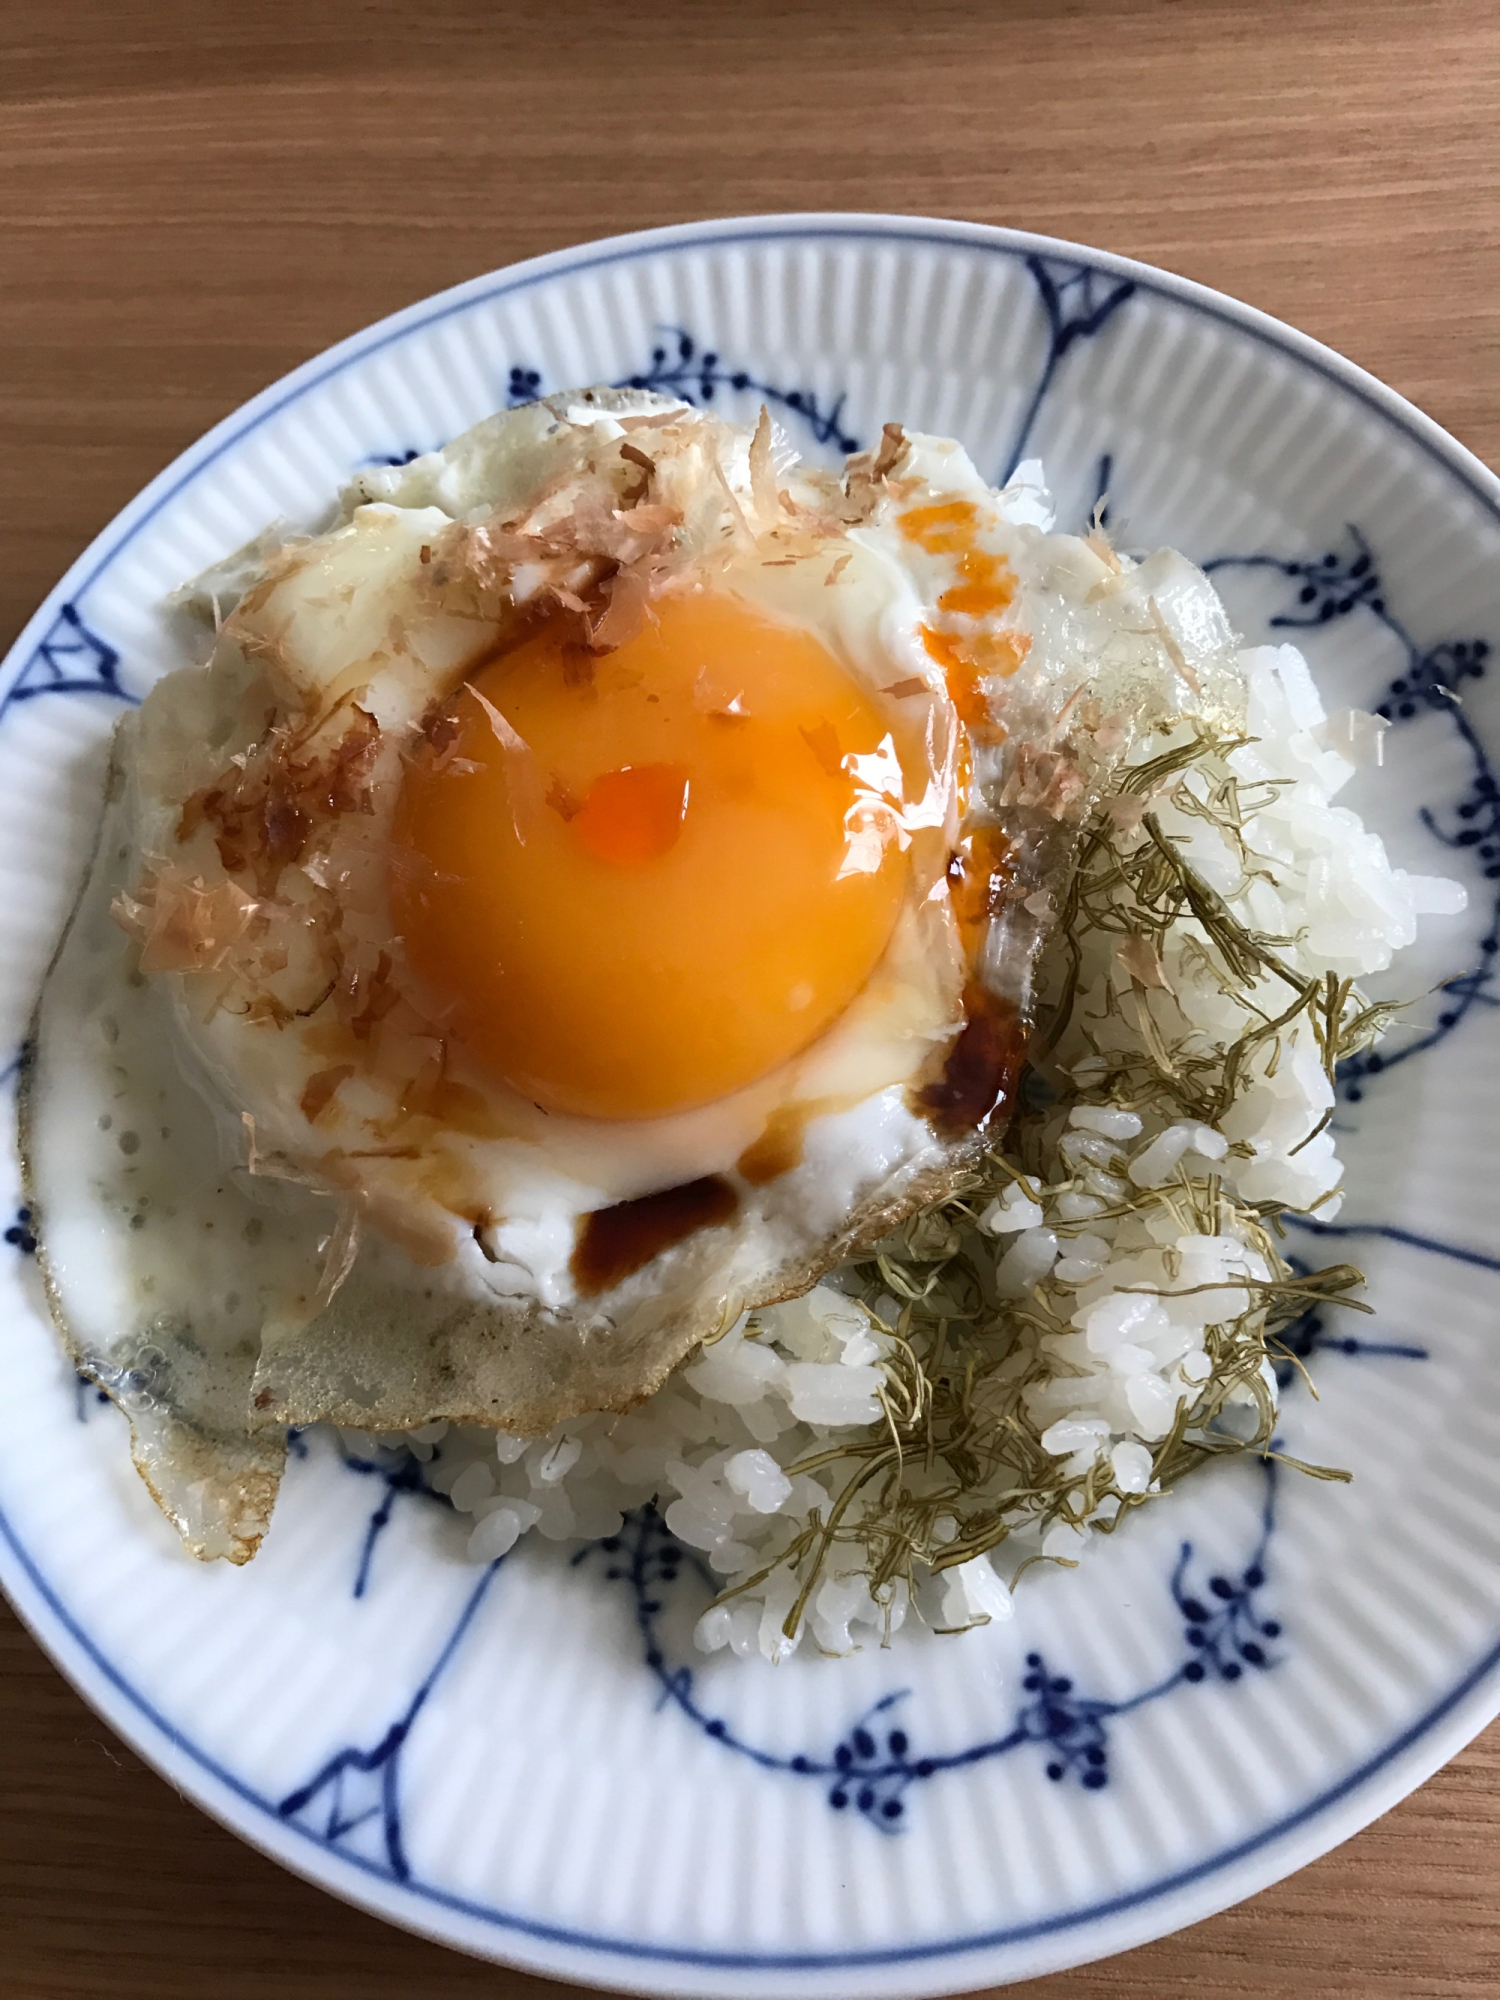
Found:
[1000,257,1137,481]
[2,604,135,722]
[278,1561,505,1879]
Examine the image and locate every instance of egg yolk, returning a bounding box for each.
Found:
[392,590,910,1120]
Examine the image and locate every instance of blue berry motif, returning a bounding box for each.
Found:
[614,329,861,453]
[1019,1658,1113,1788]
[1206,526,1499,1102]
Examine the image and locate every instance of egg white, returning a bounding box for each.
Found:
[27,391,1247,1558]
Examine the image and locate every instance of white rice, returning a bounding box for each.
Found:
[337,640,1463,1663]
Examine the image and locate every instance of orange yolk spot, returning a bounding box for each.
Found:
[905,500,1025,741]
[572,764,690,867]
[392,591,910,1121]
[938,546,1015,620]
[921,626,991,732]
[899,500,980,555]
[920,624,1031,734]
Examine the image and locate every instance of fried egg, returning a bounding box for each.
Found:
[25,389,1245,1558]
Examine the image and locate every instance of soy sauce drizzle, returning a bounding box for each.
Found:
[571,1175,738,1295]
[916,984,1024,1138]
[736,1104,813,1185]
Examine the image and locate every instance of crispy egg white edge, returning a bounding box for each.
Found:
[21,749,330,1552]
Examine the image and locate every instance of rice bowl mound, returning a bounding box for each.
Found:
[341,635,1463,1663]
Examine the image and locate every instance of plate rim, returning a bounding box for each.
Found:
[4,210,1499,1995]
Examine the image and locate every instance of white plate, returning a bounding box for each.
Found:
[3,216,1499,1997]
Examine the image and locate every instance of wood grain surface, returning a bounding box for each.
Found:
[3,2,1500,1994]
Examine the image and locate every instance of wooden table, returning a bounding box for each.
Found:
[4,3,1500,1992]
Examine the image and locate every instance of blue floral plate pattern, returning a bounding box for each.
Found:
[1,217,1498,1997]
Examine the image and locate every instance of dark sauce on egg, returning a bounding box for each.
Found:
[571,1175,739,1295]
[736,1104,812,1186]
[915,983,1025,1138]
